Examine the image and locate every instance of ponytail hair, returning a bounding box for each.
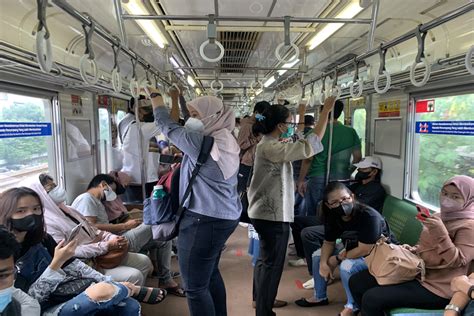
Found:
[252,104,290,136]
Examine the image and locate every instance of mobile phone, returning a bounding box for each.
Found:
[159,154,182,164]
[66,223,82,243]
[416,205,431,221]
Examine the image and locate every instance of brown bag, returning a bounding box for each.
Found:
[94,243,129,269]
[364,237,426,285]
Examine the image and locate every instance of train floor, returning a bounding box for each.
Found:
[141,225,344,315]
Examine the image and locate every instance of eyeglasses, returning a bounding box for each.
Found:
[284,122,297,127]
[327,196,352,208]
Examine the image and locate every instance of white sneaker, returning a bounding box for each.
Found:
[303,278,314,289]
[288,258,307,267]
[239,222,249,228]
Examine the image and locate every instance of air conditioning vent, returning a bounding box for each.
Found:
[218,32,260,73]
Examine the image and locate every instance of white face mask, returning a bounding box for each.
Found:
[103,186,117,202]
[48,186,67,204]
[440,196,463,212]
[184,117,205,133]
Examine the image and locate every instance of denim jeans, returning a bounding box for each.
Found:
[178,210,238,316]
[58,283,140,316]
[464,301,474,315]
[312,247,366,310]
[304,176,326,216]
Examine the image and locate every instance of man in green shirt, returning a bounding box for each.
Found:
[297,100,362,216]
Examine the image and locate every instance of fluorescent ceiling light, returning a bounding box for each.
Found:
[169,57,185,75]
[122,0,167,48]
[264,77,276,88]
[187,75,196,87]
[255,89,263,96]
[307,0,363,50]
[195,88,202,95]
[278,57,300,75]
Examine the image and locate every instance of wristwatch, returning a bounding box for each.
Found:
[445,304,461,314]
[335,254,342,264]
[149,92,162,99]
[468,285,474,299]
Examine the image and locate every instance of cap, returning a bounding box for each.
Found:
[354,156,382,169]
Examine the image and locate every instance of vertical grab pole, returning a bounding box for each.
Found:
[134,99,147,202]
[367,0,380,50]
[325,103,334,186]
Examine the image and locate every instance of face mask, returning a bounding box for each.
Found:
[280,126,295,139]
[48,186,67,204]
[115,184,126,195]
[355,171,372,182]
[0,286,13,313]
[10,214,42,233]
[333,202,354,217]
[440,196,463,212]
[103,186,117,202]
[184,117,205,133]
[142,112,154,123]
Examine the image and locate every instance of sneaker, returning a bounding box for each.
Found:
[303,278,314,289]
[239,222,249,228]
[288,258,307,267]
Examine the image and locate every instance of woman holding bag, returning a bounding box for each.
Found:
[349,175,474,315]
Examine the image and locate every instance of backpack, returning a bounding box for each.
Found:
[143,136,214,241]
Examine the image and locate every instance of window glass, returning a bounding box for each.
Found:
[411,93,474,208]
[0,92,55,191]
[116,110,126,123]
[98,108,110,173]
[352,109,366,155]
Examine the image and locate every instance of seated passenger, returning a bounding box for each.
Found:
[248,97,335,316]
[0,187,166,315]
[295,181,394,316]
[445,274,474,315]
[21,174,152,286]
[349,175,474,315]
[0,225,40,316]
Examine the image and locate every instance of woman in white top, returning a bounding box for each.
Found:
[248,96,335,316]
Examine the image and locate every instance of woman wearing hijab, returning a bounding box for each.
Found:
[349,175,474,315]
[149,88,242,316]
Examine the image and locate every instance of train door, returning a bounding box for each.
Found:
[97,96,111,173]
[0,88,59,192]
[350,96,370,156]
[60,92,97,203]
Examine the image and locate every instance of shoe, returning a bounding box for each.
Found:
[288,258,307,267]
[294,298,329,307]
[239,222,249,227]
[302,278,314,289]
[339,307,356,316]
[252,299,288,309]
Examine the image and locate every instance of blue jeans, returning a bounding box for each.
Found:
[304,176,326,216]
[178,210,239,316]
[58,283,140,316]
[464,301,474,315]
[312,249,367,310]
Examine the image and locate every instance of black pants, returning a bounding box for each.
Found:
[290,216,324,275]
[251,219,290,316]
[349,269,450,316]
[237,164,252,193]
[123,183,155,203]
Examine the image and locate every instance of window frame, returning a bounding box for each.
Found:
[404,85,474,210]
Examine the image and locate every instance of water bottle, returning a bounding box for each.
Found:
[152,185,166,200]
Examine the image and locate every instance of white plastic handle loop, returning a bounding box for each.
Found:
[319,91,326,105]
[275,42,300,64]
[410,58,431,87]
[329,85,342,99]
[465,45,474,75]
[374,70,391,94]
[211,80,224,93]
[129,77,140,98]
[140,77,153,98]
[36,29,53,73]
[349,79,364,98]
[79,54,99,85]
[199,40,225,63]
[111,68,122,93]
[250,80,263,91]
[168,83,181,94]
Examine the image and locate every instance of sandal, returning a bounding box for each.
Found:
[163,285,186,297]
[133,286,167,304]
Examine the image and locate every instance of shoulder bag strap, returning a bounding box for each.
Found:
[175,136,214,218]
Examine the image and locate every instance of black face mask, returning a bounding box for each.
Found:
[355,170,372,182]
[143,112,154,123]
[116,184,126,195]
[333,202,354,217]
[11,214,42,232]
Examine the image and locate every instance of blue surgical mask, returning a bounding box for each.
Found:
[0,286,13,313]
[281,126,295,139]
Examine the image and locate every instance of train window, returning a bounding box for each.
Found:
[116,110,126,123]
[0,92,55,191]
[409,93,474,208]
[98,108,110,172]
[352,108,366,155]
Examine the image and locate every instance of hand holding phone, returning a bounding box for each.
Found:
[66,223,82,244]
[416,205,431,222]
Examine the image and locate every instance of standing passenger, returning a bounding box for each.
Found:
[150,88,242,316]
[248,97,336,316]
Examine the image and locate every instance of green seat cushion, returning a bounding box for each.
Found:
[389,308,444,315]
[382,196,423,246]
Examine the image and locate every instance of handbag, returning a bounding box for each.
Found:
[364,236,426,285]
[94,243,129,269]
[150,136,214,241]
[49,278,95,303]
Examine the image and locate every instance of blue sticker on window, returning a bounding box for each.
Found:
[0,122,52,138]
[415,121,474,136]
